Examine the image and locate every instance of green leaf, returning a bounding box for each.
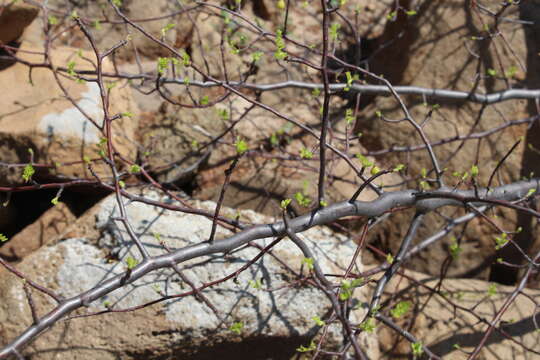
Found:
[48,15,58,25]
[251,51,263,62]
[355,154,373,168]
[312,315,325,326]
[330,23,341,41]
[319,200,328,207]
[411,342,423,357]
[487,68,497,77]
[487,283,497,297]
[0,233,8,242]
[393,164,405,172]
[229,321,244,334]
[386,253,394,264]
[51,197,59,205]
[294,192,311,207]
[249,278,262,289]
[130,164,141,173]
[235,138,248,154]
[300,147,313,159]
[112,0,122,6]
[406,10,417,16]
[296,341,316,353]
[471,165,479,177]
[125,256,138,270]
[371,166,381,176]
[200,96,209,105]
[345,108,355,124]
[311,88,320,97]
[157,57,169,75]
[302,257,314,270]
[375,110,382,118]
[277,0,285,10]
[449,238,462,259]
[494,233,508,250]
[359,318,376,333]
[280,198,292,209]
[390,301,411,318]
[22,164,35,183]
[161,23,175,36]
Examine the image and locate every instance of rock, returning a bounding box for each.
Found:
[138,100,227,186]
[358,0,528,184]
[0,42,139,185]
[353,1,532,281]
[36,0,196,62]
[0,1,39,44]
[376,269,540,359]
[0,189,379,359]
[0,202,75,262]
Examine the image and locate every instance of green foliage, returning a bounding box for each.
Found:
[449,238,462,259]
[319,200,328,207]
[229,321,244,334]
[0,233,8,243]
[494,233,508,250]
[125,256,138,270]
[130,164,141,173]
[505,65,518,78]
[300,147,313,159]
[393,164,405,172]
[296,341,316,353]
[411,342,423,357]
[251,51,263,62]
[487,283,497,297]
[22,164,35,183]
[274,29,287,60]
[470,165,479,178]
[294,191,311,207]
[67,61,76,77]
[359,317,376,333]
[312,315,325,326]
[487,68,497,77]
[355,154,373,168]
[371,166,381,176]
[51,197,59,205]
[161,23,175,37]
[112,0,122,6]
[48,15,58,25]
[345,109,355,124]
[386,253,394,264]
[280,198,292,209]
[277,0,285,10]
[302,257,314,270]
[200,96,209,105]
[235,138,248,154]
[339,278,363,301]
[329,23,341,41]
[157,57,170,75]
[249,278,263,289]
[311,88,320,97]
[390,301,411,318]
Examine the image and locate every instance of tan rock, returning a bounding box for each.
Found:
[0,1,39,44]
[0,42,139,185]
[0,202,75,261]
[375,269,540,359]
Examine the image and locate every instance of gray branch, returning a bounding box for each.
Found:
[1,179,539,358]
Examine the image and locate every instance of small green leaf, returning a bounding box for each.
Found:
[296,341,316,353]
[471,165,479,177]
[527,188,536,197]
[161,23,175,37]
[390,301,411,318]
[312,315,325,326]
[487,283,497,297]
[251,51,263,62]
[300,147,313,159]
[393,164,405,172]
[118,180,126,188]
[51,197,59,205]
[125,256,138,270]
[22,164,35,183]
[0,233,8,242]
[249,278,263,289]
[355,154,373,168]
[375,110,382,118]
[302,257,314,270]
[235,138,248,154]
[280,198,291,210]
[48,15,58,25]
[411,342,423,357]
[406,10,417,16]
[359,317,376,333]
[130,164,141,173]
[371,166,381,176]
[449,238,461,259]
[311,88,320,97]
[319,200,328,207]
[112,0,122,6]
[230,321,244,334]
[487,68,497,77]
[386,253,394,264]
[200,96,209,105]
[277,0,285,10]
